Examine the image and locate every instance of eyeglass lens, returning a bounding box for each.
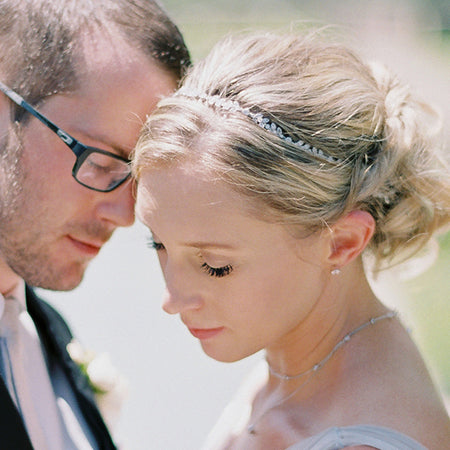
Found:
[76,152,130,192]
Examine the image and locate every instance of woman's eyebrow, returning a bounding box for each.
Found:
[181,240,236,250]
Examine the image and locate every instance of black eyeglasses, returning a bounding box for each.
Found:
[0,81,131,192]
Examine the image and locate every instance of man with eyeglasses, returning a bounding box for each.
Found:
[0,0,190,448]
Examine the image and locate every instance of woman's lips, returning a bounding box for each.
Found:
[188,327,224,340]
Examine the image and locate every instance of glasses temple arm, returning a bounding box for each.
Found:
[0,81,79,152]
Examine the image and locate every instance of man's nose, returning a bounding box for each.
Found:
[96,179,135,227]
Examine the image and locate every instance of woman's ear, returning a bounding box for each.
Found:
[327,210,375,268]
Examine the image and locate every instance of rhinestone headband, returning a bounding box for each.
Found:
[175,87,342,163]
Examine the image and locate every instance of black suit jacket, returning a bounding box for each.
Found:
[0,286,116,449]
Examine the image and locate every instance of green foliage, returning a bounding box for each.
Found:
[403,233,450,392]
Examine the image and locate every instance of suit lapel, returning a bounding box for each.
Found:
[0,379,34,449]
[26,286,116,450]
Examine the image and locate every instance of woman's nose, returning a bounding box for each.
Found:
[161,285,204,315]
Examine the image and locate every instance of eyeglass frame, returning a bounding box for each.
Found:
[0,80,131,192]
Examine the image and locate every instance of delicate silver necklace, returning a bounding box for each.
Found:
[247,310,398,435]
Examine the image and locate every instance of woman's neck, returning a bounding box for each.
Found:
[264,260,386,392]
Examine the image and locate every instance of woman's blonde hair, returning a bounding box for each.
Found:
[133,31,449,268]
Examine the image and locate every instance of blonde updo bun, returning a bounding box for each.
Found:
[363,61,449,266]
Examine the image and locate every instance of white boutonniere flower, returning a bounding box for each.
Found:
[66,340,129,431]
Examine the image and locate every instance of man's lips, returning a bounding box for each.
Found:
[187,327,224,340]
[67,236,104,256]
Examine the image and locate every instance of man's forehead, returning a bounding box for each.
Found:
[76,27,155,80]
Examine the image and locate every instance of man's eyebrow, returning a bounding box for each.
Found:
[77,130,131,159]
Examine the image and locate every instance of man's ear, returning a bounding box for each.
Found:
[327,210,375,268]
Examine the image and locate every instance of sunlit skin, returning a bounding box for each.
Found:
[0,31,177,292]
[136,161,449,449]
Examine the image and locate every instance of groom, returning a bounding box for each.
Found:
[0,0,189,448]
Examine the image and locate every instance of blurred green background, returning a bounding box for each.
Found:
[405,234,449,394]
[162,0,450,396]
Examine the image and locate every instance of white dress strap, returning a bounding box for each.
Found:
[286,425,427,450]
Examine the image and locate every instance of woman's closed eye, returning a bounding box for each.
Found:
[201,262,233,278]
[148,237,165,251]
[148,237,233,278]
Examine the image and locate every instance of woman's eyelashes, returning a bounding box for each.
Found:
[148,237,165,251]
[148,237,233,278]
[201,262,233,278]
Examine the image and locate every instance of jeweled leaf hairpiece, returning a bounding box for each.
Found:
[175,87,342,163]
